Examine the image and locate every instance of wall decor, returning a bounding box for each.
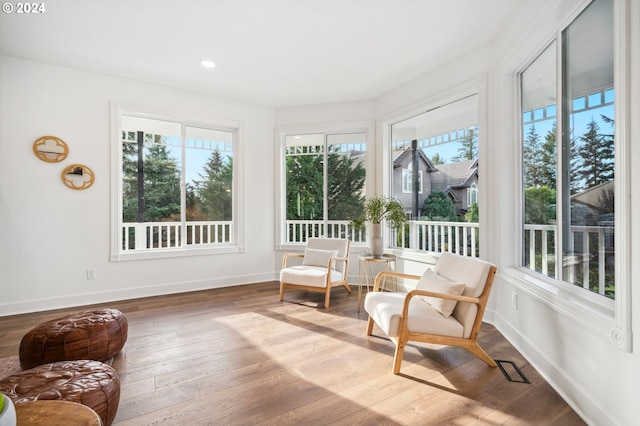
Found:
[61,164,95,190]
[33,136,69,163]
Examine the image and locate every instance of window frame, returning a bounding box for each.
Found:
[379,80,486,262]
[275,120,374,251]
[467,182,478,207]
[401,165,423,194]
[511,0,631,352]
[110,101,245,261]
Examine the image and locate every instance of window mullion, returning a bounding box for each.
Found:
[180,124,187,248]
[323,136,329,237]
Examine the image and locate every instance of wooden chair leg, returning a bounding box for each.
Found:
[366,317,374,335]
[468,342,498,367]
[392,339,406,374]
[279,283,285,302]
[343,283,352,293]
[324,287,331,308]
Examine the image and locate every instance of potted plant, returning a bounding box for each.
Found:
[352,195,407,258]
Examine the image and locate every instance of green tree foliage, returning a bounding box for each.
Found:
[576,118,614,190]
[285,149,365,220]
[327,152,366,220]
[465,202,479,223]
[524,186,556,224]
[523,125,545,187]
[430,152,446,165]
[421,191,457,220]
[540,124,557,189]
[122,134,181,223]
[524,124,557,189]
[193,150,233,221]
[451,127,477,162]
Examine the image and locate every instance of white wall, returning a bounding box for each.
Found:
[0,56,277,315]
[375,1,640,425]
[1,0,638,424]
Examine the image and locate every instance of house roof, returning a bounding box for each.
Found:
[392,149,437,172]
[429,159,478,192]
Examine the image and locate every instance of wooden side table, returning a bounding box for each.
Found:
[15,400,102,426]
[358,253,397,312]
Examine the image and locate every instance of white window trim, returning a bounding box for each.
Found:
[467,182,478,207]
[379,77,486,258]
[510,0,631,352]
[109,101,245,261]
[402,167,423,194]
[275,120,374,252]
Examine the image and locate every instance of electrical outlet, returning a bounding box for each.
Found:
[512,292,518,310]
[87,269,96,280]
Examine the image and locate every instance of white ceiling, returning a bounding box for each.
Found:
[0,0,542,108]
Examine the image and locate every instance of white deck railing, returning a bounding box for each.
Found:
[285,219,614,295]
[284,220,366,243]
[122,221,233,250]
[523,223,614,296]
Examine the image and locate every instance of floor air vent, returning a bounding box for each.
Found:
[495,359,530,384]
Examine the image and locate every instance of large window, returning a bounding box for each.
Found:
[111,107,241,260]
[390,95,480,256]
[521,0,615,299]
[282,132,367,244]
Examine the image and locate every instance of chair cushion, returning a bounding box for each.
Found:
[306,238,349,274]
[415,269,465,318]
[302,248,338,267]
[280,265,344,288]
[434,252,492,298]
[364,292,464,338]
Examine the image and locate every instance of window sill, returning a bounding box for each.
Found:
[111,245,244,262]
[502,267,630,352]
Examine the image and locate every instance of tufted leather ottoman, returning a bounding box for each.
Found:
[19,308,128,370]
[0,359,120,426]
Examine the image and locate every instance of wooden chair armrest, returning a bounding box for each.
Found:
[282,252,304,268]
[373,271,421,292]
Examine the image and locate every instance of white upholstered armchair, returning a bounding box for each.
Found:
[364,251,497,374]
[279,237,351,308]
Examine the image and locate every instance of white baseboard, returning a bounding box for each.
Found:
[0,272,279,317]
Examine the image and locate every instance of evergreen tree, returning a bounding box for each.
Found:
[286,152,324,220]
[421,191,457,220]
[430,152,446,165]
[540,124,557,189]
[451,127,477,162]
[285,149,365,221]
[122,133,181,223]
[465,202,479,223]
[569,133,582,194]
[576,118,614,189]
[327,152,366,220]
[523,125,546,187]
[524,186,556,224]
[193,150,233,221]
[140,143,181,222]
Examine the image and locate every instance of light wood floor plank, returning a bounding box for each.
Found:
[0,281,585,425]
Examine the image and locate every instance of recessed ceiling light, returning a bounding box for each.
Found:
[201,60,216,69]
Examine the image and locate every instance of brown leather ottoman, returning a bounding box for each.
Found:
[0,359,120,426]
[19,309,128,370]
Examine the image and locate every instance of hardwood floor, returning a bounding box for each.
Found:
[0,282,585,425]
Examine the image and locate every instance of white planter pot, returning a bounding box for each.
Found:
[0,393,16,426]
[370,223,384,258]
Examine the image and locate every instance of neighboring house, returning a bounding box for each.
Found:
[429,159,479,217]
[392,148,437,217]
[393,150,478,218]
